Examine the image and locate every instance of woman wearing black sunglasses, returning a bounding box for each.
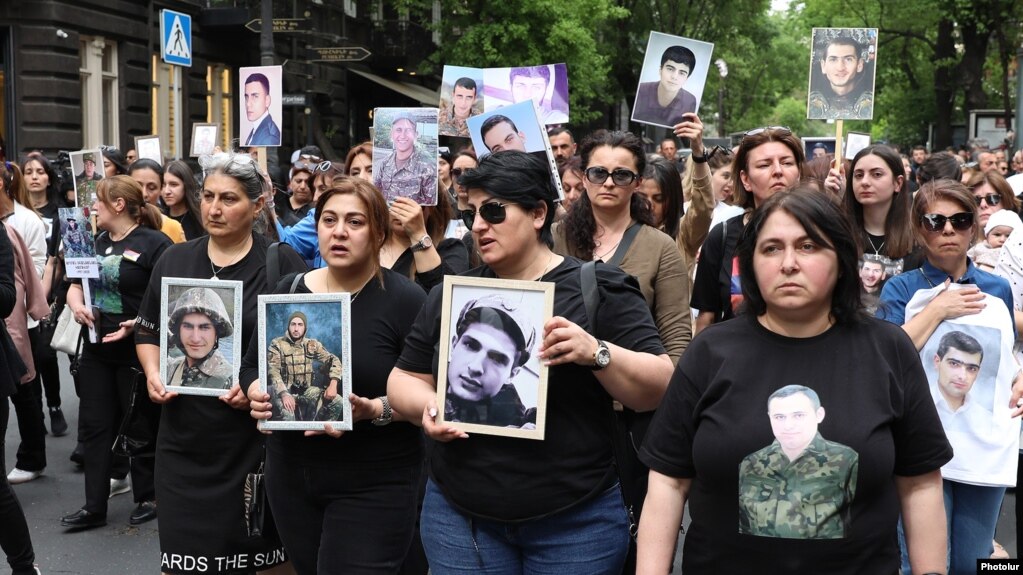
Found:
[878,179,1022,575]
[965,169,1019,239]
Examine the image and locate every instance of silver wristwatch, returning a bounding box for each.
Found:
[592,340,611,370]
[372,396,393,426]
[410,234,433,252]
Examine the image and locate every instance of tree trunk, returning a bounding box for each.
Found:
[933,19,956,149]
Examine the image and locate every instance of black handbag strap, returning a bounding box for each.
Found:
[289,272,304,294]
[604,222,641,267]
[266,241,281,288]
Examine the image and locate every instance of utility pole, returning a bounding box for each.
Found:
[260,0,275,66]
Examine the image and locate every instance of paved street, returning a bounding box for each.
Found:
[4,354,1021,573]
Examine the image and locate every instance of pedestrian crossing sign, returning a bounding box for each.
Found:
[161,9,192,67]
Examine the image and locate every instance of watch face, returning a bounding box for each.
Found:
[596,347,611,367]
[422,235,433,248]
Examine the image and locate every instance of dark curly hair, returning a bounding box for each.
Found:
[562,130,653,259]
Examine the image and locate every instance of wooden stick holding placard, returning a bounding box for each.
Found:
[256,147,268,177]
[833,119,844,171]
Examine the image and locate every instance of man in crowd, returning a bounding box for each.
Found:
[440,77,481,138]
[547,127,577,167]
[268,311,344,422]
[276,160,315,227]
[659,138,678,162]
[633,45,698,127]
[375,114,437,204]
[808,34,873,119]
[166,288,234,390]
[977,150,999,173]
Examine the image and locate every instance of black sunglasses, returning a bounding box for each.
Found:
[451,167,467,178]
[920,212,974,232]
[460,202,516,229]
[973,193,1001,208]
[584,167,640,186]
[741,126,792,142]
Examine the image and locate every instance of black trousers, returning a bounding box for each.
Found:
[265,454,420,575]
[30,324,61,408]
[0,399,37,574]
[10,373,45,472]
[78,341,158,515]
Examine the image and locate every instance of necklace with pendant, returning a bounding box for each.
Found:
[106,223,138,255]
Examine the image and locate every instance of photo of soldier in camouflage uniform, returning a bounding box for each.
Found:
[738,385,859,539]
[166,287,235,390]
[267,311,345,422]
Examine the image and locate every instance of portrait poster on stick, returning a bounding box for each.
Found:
[190,123,219,157]
[258,293,353,431]
[845,132,871,160]
[160,278,243,397]
[439,65,485,138]
[135,135,163,165]
[239,65,284,147]
[372,107,440,206]
[436,275,554,440]
[807,27,878,120]
[481,63,569,126]
[466,101,564,201]
[631,32,714,129]
[58,207,99,279]
[802,137,836,160]
[69,149,105,208]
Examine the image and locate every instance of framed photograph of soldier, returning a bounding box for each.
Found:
[159,278,244,397]
[372,107,440,206]
[807,27,878,120]
[435,276,554,440]
[257,293,353,431]
[845,132,871,160]
[135,135,163,165]
[481,63,569,126]
[58,207,99,279]
[465,101,565,202]
[239,65,284,148]
[439,65,485,138]
[190,123,219,157]
[802,137,836,160]
[69,149,105,208]
[631,32,715,129]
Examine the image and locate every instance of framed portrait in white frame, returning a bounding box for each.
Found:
[69,149,105,207]
[258,293,353,431]
[135,135,163,165]
[159,278,244,397]
[436,275,554,440]
[190,123,219,157]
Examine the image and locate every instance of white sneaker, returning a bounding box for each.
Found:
[109,477,131,498]
[7,468,43,484]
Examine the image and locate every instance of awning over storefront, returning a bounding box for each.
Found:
[349,69,437,107]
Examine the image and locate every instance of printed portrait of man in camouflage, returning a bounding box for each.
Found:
[738,385,859,539]
[267,311,345,422]
[166,287,235,390]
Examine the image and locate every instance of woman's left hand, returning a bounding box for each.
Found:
[101,320,136,343]
[1009,370,1023,417]
[220,383,250,410]
[390,197,428,241]
[304,393,380,439]
[538,316,598,367]
[824,164,845,196]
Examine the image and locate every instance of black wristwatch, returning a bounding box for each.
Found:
[692,149,709,163]
[591,340,611,370]
[372,396,392,426]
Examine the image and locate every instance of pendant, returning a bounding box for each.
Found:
[105,246,113,255]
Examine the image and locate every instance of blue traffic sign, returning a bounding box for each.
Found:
[161,9,192,67]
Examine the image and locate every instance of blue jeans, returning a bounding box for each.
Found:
[420,479,630,575]
[898,479,1005,575]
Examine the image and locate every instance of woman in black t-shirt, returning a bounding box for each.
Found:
[638,189,951,574]
[388,151,672,573]
[691,127,805,334]
[245,178,427,574]
[61,176,171,529]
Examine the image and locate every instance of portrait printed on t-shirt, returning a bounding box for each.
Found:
[258,293,353,431]
[436,276,554,440]
[160,278,243,397]
[738,385,859,540]
[919,325,1000,435]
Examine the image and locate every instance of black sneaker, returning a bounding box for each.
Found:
[49,407,68,437]
[129,501,157,525]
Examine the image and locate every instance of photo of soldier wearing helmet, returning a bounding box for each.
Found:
[267,310,345,422]
[166,287,235,391]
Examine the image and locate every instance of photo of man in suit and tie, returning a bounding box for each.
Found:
[240,66,282,147]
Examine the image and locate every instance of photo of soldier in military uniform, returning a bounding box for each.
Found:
[258,293,353,431]
[70,149,105,207]
[372,107,439,206]
[806,28,878,121]
[738,385,859,539]
[58,207,96,260]
[159,278,243,397]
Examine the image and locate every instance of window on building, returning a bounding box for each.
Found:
[206,64,234,150]
[152,55,182,159]
[79,37,119,148]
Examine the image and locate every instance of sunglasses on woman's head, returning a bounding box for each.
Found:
[460,202,516,229]
[584,167,639,186]
[973,193,1001,208]
[920,212,974,232]
[741,126,792,142]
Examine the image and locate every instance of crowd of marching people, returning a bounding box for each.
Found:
[1,112,1023,575]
